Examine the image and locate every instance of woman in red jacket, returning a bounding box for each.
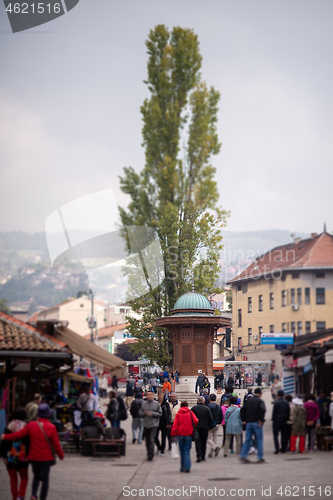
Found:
[171,401,198,473]
[1,403,64,500]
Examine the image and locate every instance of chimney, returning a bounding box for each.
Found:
[294,237,301,245]
[311,232,317,239]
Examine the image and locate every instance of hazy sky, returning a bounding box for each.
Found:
[1,0,332,235]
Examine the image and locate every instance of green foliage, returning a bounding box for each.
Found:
[226,289,233,312]
[119,25,229,367]
[0,299,10,314]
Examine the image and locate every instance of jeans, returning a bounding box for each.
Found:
[111,420,120,428]
[178,435,192,471]
[31,461,52,500]
[307,425,316,451]
[132,418,143,443]
[144,427,158,459]
[195,428,208,460]
[8,467,28,500]
[240,422,264,460]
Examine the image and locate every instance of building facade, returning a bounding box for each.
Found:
[228,231,333,373]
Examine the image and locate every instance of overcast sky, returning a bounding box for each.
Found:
[0,0,332,236]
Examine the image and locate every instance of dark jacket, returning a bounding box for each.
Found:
[130,398,143,419]
[272,398,290,422]
[159,397,172,427]
[125,384,134,397]
[202,394,210,406]
[227,377,234,386]
[240,395,266,423]
[191,404,214,430]
[207,402,223,425]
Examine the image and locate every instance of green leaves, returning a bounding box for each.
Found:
[119,25,229,367]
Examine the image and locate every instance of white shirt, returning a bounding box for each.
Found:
[77,392,98,412]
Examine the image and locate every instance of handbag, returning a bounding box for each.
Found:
[190,411,199,442]
[37,421,56,466]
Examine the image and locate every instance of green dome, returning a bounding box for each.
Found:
[173,292,213,311]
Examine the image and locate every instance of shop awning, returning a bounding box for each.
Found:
[54,326,127,377]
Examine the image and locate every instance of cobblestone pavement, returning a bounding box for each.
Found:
[1,390,332,500]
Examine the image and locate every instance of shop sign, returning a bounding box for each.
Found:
[261,333,294,345]
[284,356,297,368]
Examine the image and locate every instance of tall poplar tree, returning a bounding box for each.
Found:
[119,25,228,367]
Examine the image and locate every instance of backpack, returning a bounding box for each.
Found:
[117,396,128,421]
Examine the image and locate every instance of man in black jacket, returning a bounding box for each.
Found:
[239,388,266,463]
[191,396,214,462]
[207,394,223,457]
[195,373,206,394]
[130,393,144,443]
[272,390,290,453]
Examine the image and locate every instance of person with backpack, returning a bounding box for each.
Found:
[1,403,64,500]
[0,407,30,500]
[130,393,144,444]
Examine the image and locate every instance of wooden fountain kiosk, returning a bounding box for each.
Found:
[156,291,231,390]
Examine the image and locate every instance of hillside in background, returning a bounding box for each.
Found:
[0,229,311,313]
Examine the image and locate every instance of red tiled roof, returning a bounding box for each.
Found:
[83,323,129,341]
[0,311,70,353]
[228,232,333,283]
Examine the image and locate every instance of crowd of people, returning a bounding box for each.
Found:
[1,369,333,499]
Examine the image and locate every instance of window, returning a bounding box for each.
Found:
[305,288,310,304]
[316,272,325,278]
[290,288,295,305]
[305,321,311,334]
[297,288,302,305]
[238,284,242,291]
[282,290,287,307]
[259,326,263,341]
[292,272,299,279]
[238,337,242,352]
[291,322,296,334]
[238,308,242,327]
[248,328,252,345]
[297,321,302,336]
[281,274,286,282]
[270,324,274,333]
[258,295,263,311]
[316,321,326,331]
[242,283,248,293]
[270,292,274,309]
[248,297,252,313]
[316,288,325,304]
[282,323,287,333]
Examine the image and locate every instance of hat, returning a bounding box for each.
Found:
[277,390,284,397]
[254,388,262,394]
[292,398,304,406]
[37,403,53,419]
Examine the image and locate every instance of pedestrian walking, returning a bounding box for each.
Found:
[125,381,134,409]
[0,407,29,500]
[315,390,331,426]
[139,390,162,461]
[304,394,320,452]
[191,396,214,462]
[272,389,290,454]
[106,390,120,427]
[202,388,210,405]
[130,393,144,444]
[239,387,266,463]
[155,389,171,455]
[111,375,118,389]
[149,374,158,393]
[257,371,262,387]
[227,375,234,387]
[285,394,293,450]
[168,392,181,450]
[271,376,281,402]
[243,387,254,405]
[195,373,206,394]
[162,378,171,399]
[207,394,222,457]
[171,401,198,473]
[224,397,243,456]
[290,398,307,453]
[99,374,108,399]
[221,395,231,449]
[1,403,64,500]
